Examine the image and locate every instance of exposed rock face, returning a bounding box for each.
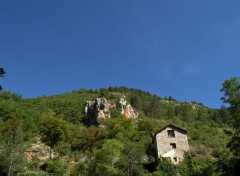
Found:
[84,97,138,125]
[25,140,58,161]
[118,97,138,119]
[85,98,111,120]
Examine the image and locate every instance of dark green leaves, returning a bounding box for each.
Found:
[39,116,71,153]
[221,77,240,157]
[0,67,6,90]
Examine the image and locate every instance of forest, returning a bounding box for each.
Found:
[0,68,240,176]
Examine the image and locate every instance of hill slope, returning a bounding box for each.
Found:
[0,87,232,175]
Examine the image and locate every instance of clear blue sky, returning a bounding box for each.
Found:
[1,0,239,108]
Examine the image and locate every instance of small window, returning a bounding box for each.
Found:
[167,130,175,137]
[170,143,176,149]
[173,157,177,162]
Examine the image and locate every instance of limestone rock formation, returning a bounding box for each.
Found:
[118,97,138,119]
[84,97,138,125]
[25,139,58,161]
[85,98,112,119]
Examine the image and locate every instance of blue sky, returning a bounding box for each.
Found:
[1,0,240,108]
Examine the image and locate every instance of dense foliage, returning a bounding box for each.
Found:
[0,80,238,175]
[220,77,240,174]
[0,67,6,90]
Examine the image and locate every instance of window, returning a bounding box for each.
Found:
[170,143,176,149]
[173,157,177,162]
[167,130,175,137]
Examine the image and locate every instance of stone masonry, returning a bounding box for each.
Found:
[153,124,189,164]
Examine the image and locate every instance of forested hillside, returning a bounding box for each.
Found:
[0,86,238,175]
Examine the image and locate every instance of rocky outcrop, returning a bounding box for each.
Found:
[85,98,112,120]
[25,140,58,161]
[84,97,138,125]
[118,97,138,119]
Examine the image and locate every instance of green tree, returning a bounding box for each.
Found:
[99,88,109,98]
[110,107,124,118]
[73,126,103,151]
[0,119,26,176]
[55,141,71,158]
[103,118,138,139]
[39,116,70,158]
[41,159,67,175]
[178,152,194,176]
[130,94,142,109]
[221,77,240,157]
[218,105,231,124]
[0,91,22,101]
[167,106,175,119]
[215,150,235,176]
[154,157,178,176]
[119,139,147,176]
[72,139,123,176]
[0,67,6,90]
[145,97,163,119]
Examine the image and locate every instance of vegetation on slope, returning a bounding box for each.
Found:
[0,75,239,175]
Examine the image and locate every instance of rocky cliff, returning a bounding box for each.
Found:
[117,97,138,119]
[84,97,138,125]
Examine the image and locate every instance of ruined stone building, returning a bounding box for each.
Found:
[153,124,189,164]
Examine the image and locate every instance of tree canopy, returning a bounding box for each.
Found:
[0,67,6,90]
[221,77,240,157]
[39,115,71,158]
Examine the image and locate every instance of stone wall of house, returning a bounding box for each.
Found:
[154,127,189,163]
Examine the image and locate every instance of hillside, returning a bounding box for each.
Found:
[0,87,233,175]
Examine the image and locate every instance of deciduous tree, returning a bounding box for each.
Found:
[221,77,240,157]
[39,116,70,158]
[0,67,6,90]
[0,119,26,176]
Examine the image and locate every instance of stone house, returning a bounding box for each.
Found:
[153,124,189,164]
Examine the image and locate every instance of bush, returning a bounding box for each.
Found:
[41,159,67,175]
[110,107,124,118]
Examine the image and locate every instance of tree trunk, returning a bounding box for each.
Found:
[50,147,52,159]
[8,155,13,176]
